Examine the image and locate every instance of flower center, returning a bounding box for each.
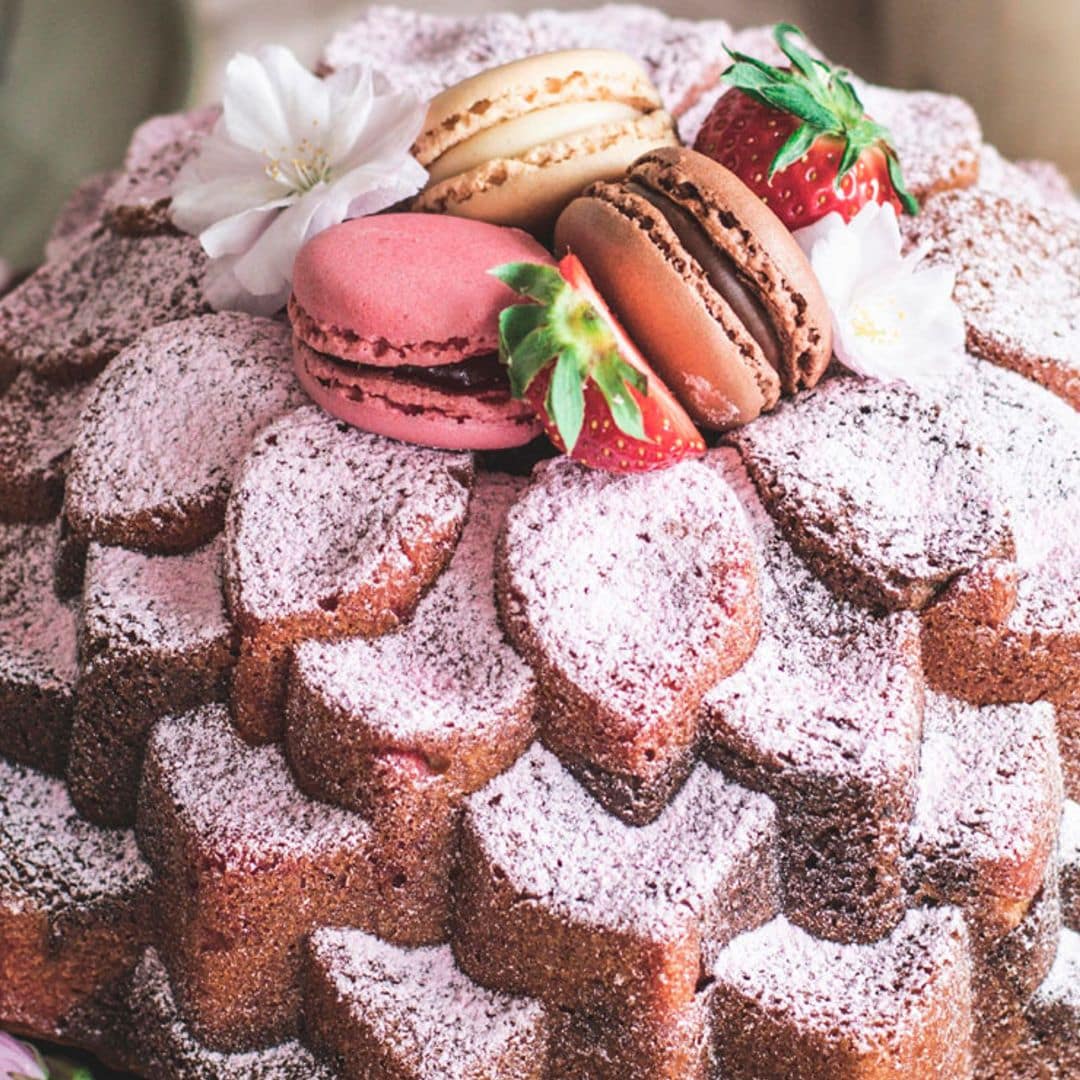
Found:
[264,137,332,195]
[850,291,907,347]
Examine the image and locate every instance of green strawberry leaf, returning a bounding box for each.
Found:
[722,50,789,87]
[836,135,862,187]
[505,323,560,398]
[547,349,586,451]
[774,23,818,82]
[489,262,566,304]
[593,355,647,442]
[720,22,919,208]
[499,303,547,359]
[754,82,835,130]
[885,150,920,214]
[770,121,822,176]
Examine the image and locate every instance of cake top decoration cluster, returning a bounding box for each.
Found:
[169,22,969,472]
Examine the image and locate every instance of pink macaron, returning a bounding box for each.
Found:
[289,214,553,451]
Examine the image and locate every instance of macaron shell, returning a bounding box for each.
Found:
[632,147,833,394]
[414,110,679,235]
[555,191,779,429]
[289,215,554,368]
[426,99,643,186]
[294,337,542,452]
[414,49,663,166]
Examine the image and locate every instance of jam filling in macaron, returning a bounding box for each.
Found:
[412,49,679,236]
[554,146,833,428]
[288,214,554,451]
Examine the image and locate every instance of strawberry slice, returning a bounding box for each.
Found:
[491,254,705,473]
[694,23,919,231]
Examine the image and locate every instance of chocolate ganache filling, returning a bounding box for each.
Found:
[627,181,783,371]
[319,349,510,395]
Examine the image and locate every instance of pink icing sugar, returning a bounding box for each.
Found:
[0,755,150,915]
[225,406,473,623]
[309,928,547,1079]
[466,742,777,946]
[292,473,531,746]
[67,313,303,543]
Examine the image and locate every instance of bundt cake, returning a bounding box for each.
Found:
[0,6,1077,1079]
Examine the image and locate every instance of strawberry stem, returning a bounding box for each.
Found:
[722,23,919,213]
[491,261,649,452]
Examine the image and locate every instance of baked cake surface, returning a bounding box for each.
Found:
[0,6,1078,1079]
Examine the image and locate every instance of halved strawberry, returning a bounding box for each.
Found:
[694,23,919,231]
[491,254,705,473]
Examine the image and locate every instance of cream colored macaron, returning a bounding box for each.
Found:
[412,50,679,235]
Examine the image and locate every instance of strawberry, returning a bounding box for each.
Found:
[491,254,705,473]
[693,22,919,231]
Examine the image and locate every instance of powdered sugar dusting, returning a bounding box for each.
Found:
[320,4,730,119]
[858,83,981,198]
[0,227,211,383]
[1064,800,1080,898]
[129,948,332,1080]
[905,190,1080,405]
[226,406,473,622]
[310,928,546,1080]
[906,692,1061,902]
[501,455,758,729]
[703,449,922,787]
[67,313,303,546]
[44,171,118,262]
[712,907,970,1049]
[292,473,531,745]
[122,107,221,173]
[0,371,94,514]
[0,755,150,915]
[105,122,210,234]
[0,519,77,694]
[145,705,371,866]
[466,743,777,940]
[524,4,732,117]
[977,145,1080,221]
[730,377,1008,612]
[933,357,1080,635]
[1029,927,1080,1012]
[81,538,229,660]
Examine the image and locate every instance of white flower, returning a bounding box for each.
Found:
[0,1032,47,1080]
[172,45,428,315]
[794,201,966,384]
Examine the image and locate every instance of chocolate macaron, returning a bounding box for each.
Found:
[289,215,552,451]
[554,146,833,428]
